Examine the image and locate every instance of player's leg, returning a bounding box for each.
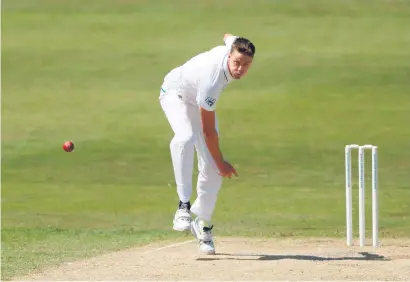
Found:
[160,92,198,231]
[190,116,222,255]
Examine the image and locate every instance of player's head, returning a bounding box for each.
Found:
[228,37,255,79]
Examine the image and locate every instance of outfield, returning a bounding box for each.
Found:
[2,0,410,280]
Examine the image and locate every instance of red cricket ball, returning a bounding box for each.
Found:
[63,141,75,152]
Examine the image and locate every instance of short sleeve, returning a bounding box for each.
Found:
[224,35,238,48]
[196,66,223,111]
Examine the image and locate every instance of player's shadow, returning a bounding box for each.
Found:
[196,252,388,261]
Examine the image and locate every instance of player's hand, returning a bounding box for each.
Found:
[218,160,238,179]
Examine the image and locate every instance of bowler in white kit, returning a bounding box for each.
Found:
[159,34,255,254]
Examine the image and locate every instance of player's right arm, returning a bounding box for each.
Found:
[197,67,238,178]
[200,108,224,166]
[199,107,237,178]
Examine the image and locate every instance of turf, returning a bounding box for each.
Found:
[2,0,410,280]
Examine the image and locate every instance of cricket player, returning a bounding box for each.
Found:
[159,34,255,254]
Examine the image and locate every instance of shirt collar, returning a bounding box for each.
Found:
[222,54,234,83]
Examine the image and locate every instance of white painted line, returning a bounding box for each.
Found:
[143,239,195,254]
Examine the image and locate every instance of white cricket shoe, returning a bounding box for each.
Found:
[191,217,216,255]
[173,203,191,232]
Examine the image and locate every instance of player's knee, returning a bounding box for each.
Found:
[171,133,195,148]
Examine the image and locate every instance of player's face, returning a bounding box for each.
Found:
[228,50,253,79]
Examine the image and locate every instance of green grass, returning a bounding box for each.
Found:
[2,0,410,280]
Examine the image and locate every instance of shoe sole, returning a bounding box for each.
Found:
[173,224,190,232]
[200,248,216,255]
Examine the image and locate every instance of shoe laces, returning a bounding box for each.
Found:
[176,209,190,221]
[201,224,214,242]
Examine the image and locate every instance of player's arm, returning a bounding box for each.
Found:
[200,108,237,178]
[197,64,238,177]
[199,107,224,168]
[197,70,225,170]
[223,33,238,46]
[224,33,234,41]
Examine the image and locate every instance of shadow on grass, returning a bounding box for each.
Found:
[197,252,388,261]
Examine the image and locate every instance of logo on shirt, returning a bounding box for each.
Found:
[205,97,216,107]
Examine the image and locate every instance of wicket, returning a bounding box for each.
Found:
[345,144,379,247]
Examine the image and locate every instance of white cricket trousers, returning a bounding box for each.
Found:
[159,90,223,222]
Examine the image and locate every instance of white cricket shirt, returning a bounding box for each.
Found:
[160,36,238,111]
